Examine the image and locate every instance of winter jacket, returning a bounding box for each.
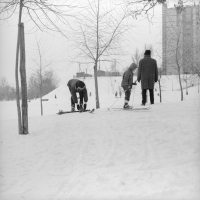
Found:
[137,55,158,90]
[121,63,137,90]
[67,79,88,104]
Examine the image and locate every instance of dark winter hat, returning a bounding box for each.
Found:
[77,81,85,89]
[129,63,137,71]
[144,50,151,55]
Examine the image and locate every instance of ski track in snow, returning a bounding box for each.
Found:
[0,77,200,200]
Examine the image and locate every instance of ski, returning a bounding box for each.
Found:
[112,106,151,111]
[57,109,95,115]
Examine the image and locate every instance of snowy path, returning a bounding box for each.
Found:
[0,94,200,200]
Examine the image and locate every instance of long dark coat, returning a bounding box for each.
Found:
[137,55,158,89]
[67,79,88,104]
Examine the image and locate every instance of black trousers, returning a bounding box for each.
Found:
[142,89,154,105]
[71,92,84,107]
[123,87,131,101]
[125,90,131,101]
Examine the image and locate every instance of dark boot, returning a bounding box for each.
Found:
[123,102,130,109]
[71,106,75,112]
[83,103,87,110]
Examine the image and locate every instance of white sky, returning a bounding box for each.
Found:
[2,0,196,86]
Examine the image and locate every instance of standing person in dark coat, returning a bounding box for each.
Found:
[121,63,137,109]
[137,50,158,105]
[67,79,88,111]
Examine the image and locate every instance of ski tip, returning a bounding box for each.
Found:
[57,110,63,114]
[89,108,95,113]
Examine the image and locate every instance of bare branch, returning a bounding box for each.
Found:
[1,0,79,37]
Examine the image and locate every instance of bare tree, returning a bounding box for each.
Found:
[125,0,166,18]
[163,0,197,101]
[28,36,60,115]
[73,0,132,108]
[0,77,16,101]
[131,48,141,66]
[0,0,76,134]
[35,38,51,116]
[0,77,9,101]
[110,59,117,72]
[167,16,184,100]
[195,68,200,77]
[28,69,59,99]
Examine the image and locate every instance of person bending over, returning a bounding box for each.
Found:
[67,79,88,112]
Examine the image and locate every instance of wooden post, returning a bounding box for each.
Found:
[19,23,28,135]
[15,0,23,134]
[16,23,22,135]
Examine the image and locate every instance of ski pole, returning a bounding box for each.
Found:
[108,97,120,110]
[131,85,136,107]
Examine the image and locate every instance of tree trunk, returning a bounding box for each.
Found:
[15,24,22,134]
[40,84,43,115]
[19,23,28,134]
[94,0,100,109]
[94,62,100,109]
[178,69,183,101]
[15,0,23,134]
[37,41,43,116]
[195,68,200,77]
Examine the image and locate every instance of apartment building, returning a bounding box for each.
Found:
[162,2,200,75]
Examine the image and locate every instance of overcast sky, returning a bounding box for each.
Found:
[0,1,168,86]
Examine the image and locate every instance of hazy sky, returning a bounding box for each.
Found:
[0,1,164,86]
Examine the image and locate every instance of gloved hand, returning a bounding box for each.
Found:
[124,85,131,92]
[132,81,137,85]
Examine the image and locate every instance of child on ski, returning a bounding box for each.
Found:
[121,63,137,109]
[67,79,88,112]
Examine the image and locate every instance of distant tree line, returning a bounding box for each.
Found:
[28,68,59,100]
[0,77,16,101]
[0,69,59,101]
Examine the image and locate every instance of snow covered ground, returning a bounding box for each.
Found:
[0,76,200,200]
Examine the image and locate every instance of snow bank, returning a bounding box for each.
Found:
[0,77,200,200]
